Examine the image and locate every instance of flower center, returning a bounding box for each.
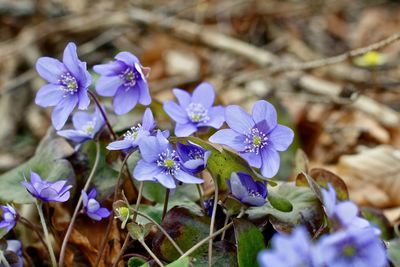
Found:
[81,120,96,135]
[4,212,14,222]
[188,149,204,160]
[59,73,78,95]
[247,189,262,198]
[120,68,137,87]
[186,103,210,123]
[123,124,142,141]
[157,149,180,176]
[244,128,268,154]
[116,207,130,220]
[343,245,356,257]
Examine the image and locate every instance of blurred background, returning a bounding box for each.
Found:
[1,0,400,224]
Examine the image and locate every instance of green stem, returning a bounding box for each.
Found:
[35,201,57,267]
[197,184,205,210]
[0,250,10,267]
[59,140,101,267]
[95,152,132,267]
[132,209,184,255]
[220,214,230,240]
[208,181,218,267]
[161,188,170,221]
[132,181,144,222]
[139,238,164,267]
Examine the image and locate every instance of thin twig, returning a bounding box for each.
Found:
[59,140,101,267]
[111,235,130,267]
[88,91,117,140]
[138,239,164,267]
[220,214,230,240]
[94,153,132,267]
[35,201,57,267]
[208,181,218,267]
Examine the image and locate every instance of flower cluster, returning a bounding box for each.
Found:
[258,186,387,267]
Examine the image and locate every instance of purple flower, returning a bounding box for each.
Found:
[3,240,23,267]
[258,227,318,267]
[133,131,203,189]
[93,52,151,115]
[227,172,267,206]
[322,184,371,231]
[81,188,110,221]
[21,171,72,202]
[163,82,225,137]
[315,227,387,267]
[209,100,294,178]
[35,42,92,130]
[0,205,17,234]
[107,108,155,151]
[57,106,105,143]
[176,142,211,174]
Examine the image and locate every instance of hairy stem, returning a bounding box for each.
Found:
[132,209,184,255]
[59,140,101,267]
[95,153,132,267]
[161,189,170,221]
[88,90,117,140]
[139,238,164,267]
[35,201,57,267]
[111,234,130,267]
[208,181,218,267]
[132,181,144,222]
[0,250,11,267]
[196,184,205,210]
[220,214,230,240]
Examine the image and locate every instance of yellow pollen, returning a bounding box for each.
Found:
[165,159,175,168]
[117,207,129,218]
[253,135,262,146]
[343,245,356,257]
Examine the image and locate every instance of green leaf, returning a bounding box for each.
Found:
[128,257,147,267]
[233,219,265,267]
[388,239,400,266]
[137,181,200,204]
[247,183,324,233]
[165,257,190,267]
[360,207,394,241]
[0,130,75,203]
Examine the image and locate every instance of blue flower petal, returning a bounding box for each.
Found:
[163,101,189,124]
[115,52,139,66]
[209,129,246,151]
[174,123,197,137]
[191,82,215,109]
[62,42,81,79]
[113,86,139,115]
[251,100,277,132]
[35,84,65,108]
[173,88,191,108]
[175,170,203,184]
[260,147,280,178]
[268,125,294,151]
[106,139,133,150]
[51,95,79,130]
[95,76,123,96]
[35,57,66,84]
[225,105,255,134]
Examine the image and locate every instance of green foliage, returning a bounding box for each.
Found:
[247,183,324,233]
[165,257,190,267]
[128,257,147,267]
[388,238,400,266]
[233,219,265,267]
[0,131,75,204]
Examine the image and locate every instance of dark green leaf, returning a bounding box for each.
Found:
[165,257,190,267]
[128,257,147,267]
[233,219,265,267]
[0,130,75,203]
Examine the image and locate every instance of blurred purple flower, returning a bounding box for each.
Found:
[227,172,267,206]
[315,227,387,267]
[176,142,210,174]
[322,184,371,231]
[0,205,17,234]
[163,82,225,136]
[203,198,214,217]
[209,100,294,178]
[93,52,151,115]
[3,240,23,267]
[21,171,72,202]
[81,188,110,221]
[57,106,105,143]
[133,131,203,189]
[107,108,155,151]
[35,42,92,130]
[258,227,318,267]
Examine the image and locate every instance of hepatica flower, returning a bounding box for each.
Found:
[21,171,72,202]
[93,52,151,115]
[163,82,225,137]
[316,227,387,267]
[35,42,92,130]
[0,205,17,234]
[209,100,294,178]
[176,142,210,173]
[107,108,155,151]
[322,184,371,230]
[258,227,318,267]
[227,172,266,206]
[57,106,105,143]
[134,131,203,189]
[81,188,110,221]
